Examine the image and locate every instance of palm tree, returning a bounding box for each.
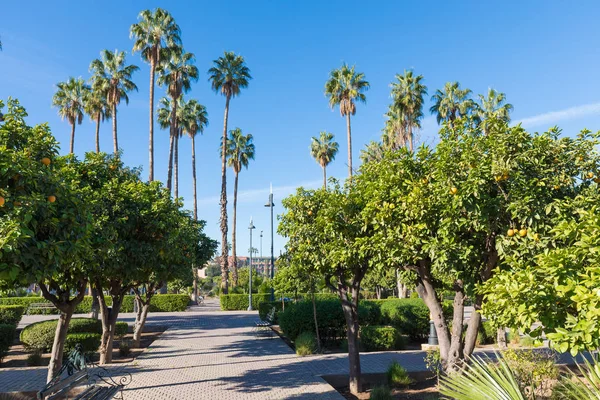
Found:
[52,77,90,154]
[130,8,181,182]
[157,96,186,198]
[225,128,255,287]
[360,141,385,164]
[310,132,339,188]
[181,100,208,221]
[324,64,369,178]
[158,49,198,195]
[475,88,513,134]
[390,71,427,151]
[429,81,475,128]
[208,51,252,294]
[383,105,409,151]
[89,50,139,155]
[84,88,111,153]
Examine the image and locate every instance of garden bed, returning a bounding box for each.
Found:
[323,372,439,400]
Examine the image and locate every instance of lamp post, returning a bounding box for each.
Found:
[260,231,263,277]
[265,184,275,301]
[248,217,256,311]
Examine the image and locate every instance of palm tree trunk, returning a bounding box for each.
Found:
[69,123,75,154]
[322,165,327,189]
[220,95,231,294]
[95,114,101,153]
[191,134,198,220]
[148,60,155,182]
[112,103,118,154]
[166,99,177,192]
[346,113,353,178]
[174,132,179,199]
[232,170,239,287]
[408,124,414,152]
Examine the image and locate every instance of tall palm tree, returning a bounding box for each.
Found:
[84,88,111,153]
[157,96,186,198]
[390,70,427,151]
[89,50,139,155]
[52,77,90,154]
[475,88,513,134]
[310,131,339,188]
[429,81,475,128]
[324,64,369,178]
[225,128,255,287]
[360,141,385,164]
[130,8,181,182]
[383,105,409,151]
[208,51,252,294]
[181,100,208,221]
[158,49,198,195]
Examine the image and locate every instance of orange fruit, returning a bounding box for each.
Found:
[109,165,116,171]
[450,187,458,195]
[307,210,312,216]
[0,197,4,207]
[519,229,527,237]
[507,229,515,237]
[553,185,560,190]
[533,233,540,241]
[495,176,502,182]
[595,178,600,184]
[41,157,51,166]
[422,178,428,184]
[587,172,595,179]
[47,195,56,203]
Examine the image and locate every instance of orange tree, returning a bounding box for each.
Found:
[355,118,599,373]
[0,99,93,382]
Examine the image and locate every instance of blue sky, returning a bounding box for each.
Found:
[1,1,600,258]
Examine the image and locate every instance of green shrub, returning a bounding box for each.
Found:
[507,328,520,344]
[357,300,381,326]
[378,299,430,340]
[387,361,413,387]
[410,291,419,299]
[504,349,558,396]
[361,325,404,351]
[26,351,43,366]
[475,320,496,345]
[424,349,442,378]
[115,321,128,337]
[0,305,25,326]
[0,323,16,361]
[370,385,393,400]
[20,318,102,351]
[220,294,271,311]
[148,294,190,312]
[258,301,284,323]
[278,300,345,344]
[119,340,131,357]
[295,332,317,356]
[64,333,101,354]
[519,335,541,347]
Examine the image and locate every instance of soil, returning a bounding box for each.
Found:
[1,327,167,368]
[337,378,439,400]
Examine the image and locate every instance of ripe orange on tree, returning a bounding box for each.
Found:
[507,229,515,237]
[519,228,528,237]
[450,187,458,195]
[47,195,56,203]
[41,157,51,166]
[0,196,4,207]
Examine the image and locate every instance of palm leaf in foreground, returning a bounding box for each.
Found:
[556,356,600,400]
[439,354,525,400]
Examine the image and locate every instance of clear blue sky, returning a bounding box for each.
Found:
[2,1,600,258]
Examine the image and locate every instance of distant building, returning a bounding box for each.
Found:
[198,256,278,280]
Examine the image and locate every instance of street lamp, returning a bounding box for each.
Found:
[248,217,256,311]
[260,231,263,277]
[264,184,275,301]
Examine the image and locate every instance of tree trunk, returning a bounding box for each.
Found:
[112,104,118,155]
[346,113,353,178]
[191,134,198,220]
[97,285,123,365]
[408,124,414,152]
[497,327,507,349]
[166,132,175,192]
[69,123,75,154]
[447,284,466,372]
[192,267,198,304]
[174,133,179,198]
[47,309,73,382]
[322,165,327,189]
[231,170,239,286]
[220,95,231,294]
[132,296,151,348]
[95,114,101,153]
[90,282,99,320]
[148,60,155,182]
[339,284,361,394]
[376,286,382,300]
[311,278,321,352]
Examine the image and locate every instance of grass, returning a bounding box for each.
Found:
[387,361,413,387]
[370,384,393,400]
[295,331,316,356]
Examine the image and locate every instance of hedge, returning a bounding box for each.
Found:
[20,318,129,352]
[360,325,405,351]
[0,294,190,314]
[220,294,271,311]
[258,301,284,323]
[64,333,101,354]
[0,323,16,361]
[377,299,430,341]
[0,305,25,326]
[278,300,346,344]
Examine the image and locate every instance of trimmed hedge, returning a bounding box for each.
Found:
[64,333,101,354]
[0,323,16,361]
[0,294,190,314]
[279,300,346,343]
[377,299,430,341]
[0,305,25,326]
[115,321,128,337]
[360,325,404,351]
[220,294,271,311]
[258,301,284,323]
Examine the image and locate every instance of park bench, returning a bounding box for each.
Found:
[254,307,276,338]
[27,302,56,315]
[198,295,204,305]
[38,345,131,400]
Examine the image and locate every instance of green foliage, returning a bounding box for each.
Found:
[440,354,526,400]
[278,300,345,343]
[357,299,382,326]
[26,352,43,366]
[119,340,131,357]
[64,333,101,354]
[258,301,283,323]
[556,356,600,399]
[378,299,429,340]
[503,349,557,396]
[115,321,128,337]
[294,331,317,356]
[219,294,270,311]
[0,305,24,325]
[360,326,404,351]
[20,318,102,351]
[477,320,496,345]
[370,385,393,400]
[386,361,413,387]
[0,323,16,362]
[146,294,189,312]
[424,349,442,378]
